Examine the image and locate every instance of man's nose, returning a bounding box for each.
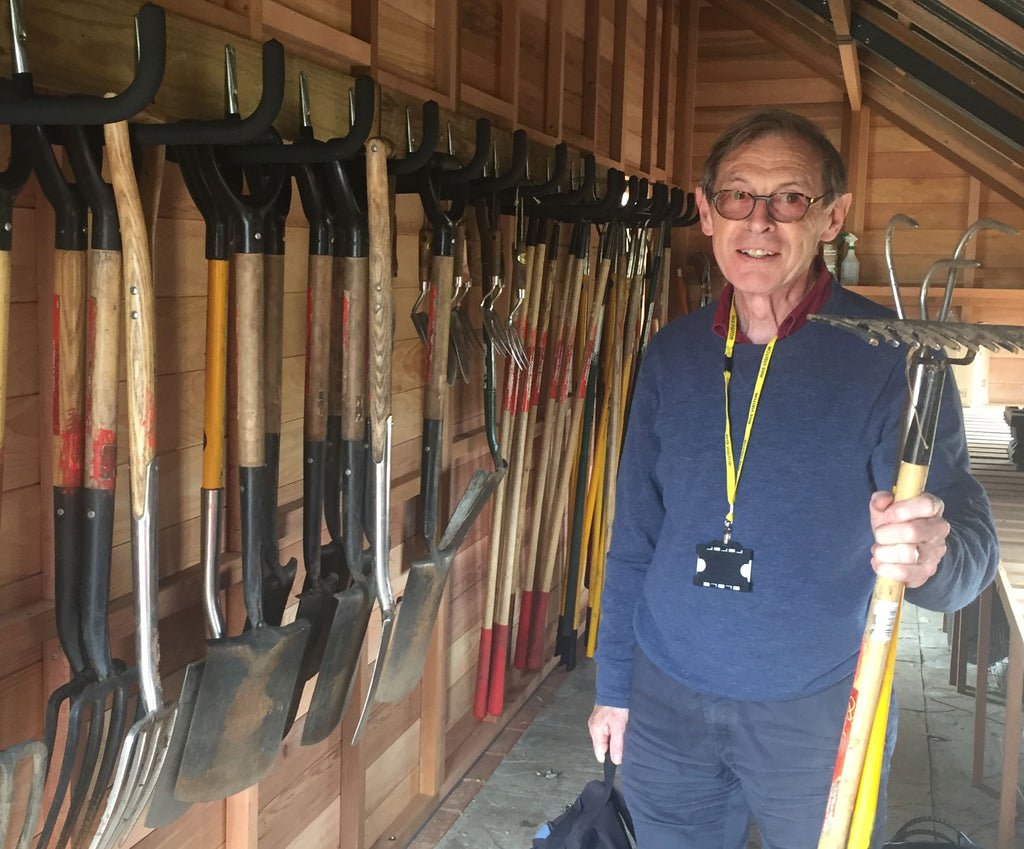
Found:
[746,196,775,229]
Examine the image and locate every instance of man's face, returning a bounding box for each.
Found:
[695,133,851,299]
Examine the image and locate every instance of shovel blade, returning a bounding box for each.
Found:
[376,467,505,704]
[301,582,374,746]
[374,554,448,704]
[174,620,310,802]
[439,467,506,552]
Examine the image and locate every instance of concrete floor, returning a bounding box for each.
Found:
[415,604,1023,848]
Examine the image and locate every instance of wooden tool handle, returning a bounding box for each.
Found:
[305,253,333,442]
[264,250,287,435]
[365,138,393,462]
[234,251,266,468]
[425,253,454,419]
[341,255,368,442]
[104,119,155,518]
[418,218,432,285]
[85,248,122,491]
[202,259,229,490]
[0,249,9,474]
[52,248,88,489]
[328,255,346,419]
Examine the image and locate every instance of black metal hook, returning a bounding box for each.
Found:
[532,153,596,217]
[0,3,164,126]
[225,74,375,165]
[135,38,284,145]
[673,191,700,228]
[541,166,623,224]
[388,99,439,178]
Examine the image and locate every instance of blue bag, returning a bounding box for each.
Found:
[532,760,635,849]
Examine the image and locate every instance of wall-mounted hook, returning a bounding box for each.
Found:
[225,74,375,166]
[135,38,284,145]
[0,2,164,126]
[388,100,438,178]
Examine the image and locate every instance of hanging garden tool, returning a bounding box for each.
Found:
[509,146,569,670]
[0,7,41,845]
[470,141,552,714]
[811,238,1024,849]
[349,136,396,743]
[144,44,289,827]
[229,71,376,734]
[551,183,628,673]
[89,113,178,849]
[303,99,438,747]
[256,163,298,627]
[173,107,312,803]
[42,124,138,849]
[0,10,166,845]
[373,119,508,707]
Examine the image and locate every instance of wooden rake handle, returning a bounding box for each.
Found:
[818,352,947,849]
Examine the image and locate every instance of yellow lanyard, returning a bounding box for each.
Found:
[723,301,777,543]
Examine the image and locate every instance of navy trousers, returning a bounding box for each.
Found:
[621,648,896,849]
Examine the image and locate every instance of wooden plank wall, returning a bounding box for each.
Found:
[0,2,695,849]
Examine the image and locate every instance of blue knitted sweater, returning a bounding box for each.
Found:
[594,280,999,707]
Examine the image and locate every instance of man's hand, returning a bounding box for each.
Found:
[869,490,950,588]
[588,704,629,765]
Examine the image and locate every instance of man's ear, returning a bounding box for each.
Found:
[820,192,853,242]
[695,187,715,237]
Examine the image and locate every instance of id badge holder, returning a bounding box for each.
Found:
[695,540,753,592]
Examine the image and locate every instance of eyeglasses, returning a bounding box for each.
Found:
[709,190,824,224]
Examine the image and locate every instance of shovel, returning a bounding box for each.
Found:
[142,143,231,830]
[374,170,506,705]
[258,171,298,626]
[305,101,438,746]
[173,140,310,802]
[88,114,179,849]
[301,152,374,745]
[347,137,398,743]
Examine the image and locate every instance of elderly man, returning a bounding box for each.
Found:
[588,109,998,849]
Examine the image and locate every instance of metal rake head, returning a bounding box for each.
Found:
[88,702,177,849]
[809,314,1024,356]
[815,220,1023,358]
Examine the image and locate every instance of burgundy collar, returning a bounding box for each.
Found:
[712,261,832,343]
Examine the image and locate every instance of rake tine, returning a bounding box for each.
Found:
[69,684,135,848]
[36,693,98,849]
[89,712,173,849]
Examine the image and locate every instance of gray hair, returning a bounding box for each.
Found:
[700,109,848,203]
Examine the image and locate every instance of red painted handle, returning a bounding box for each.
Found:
[526,592,550,671]
[513,590,533,669]
[487,622,510,717]
[472,628,493,720]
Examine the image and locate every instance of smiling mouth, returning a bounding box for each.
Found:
[739,249,777,258]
